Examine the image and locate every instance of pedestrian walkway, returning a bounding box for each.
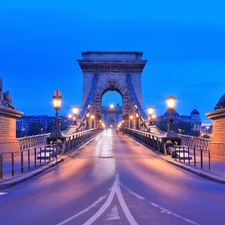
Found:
[1,136,225,190]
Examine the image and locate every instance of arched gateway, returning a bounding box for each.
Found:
[77,51,148,128]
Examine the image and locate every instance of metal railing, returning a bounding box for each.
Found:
[0,128,102,180]
[124,128,169,154]
[0,147,56,180]
[179,134,210,151]
[17,133,50,150]
[124,128,211,171]
[172,145,211,170]
[62,128,101,153]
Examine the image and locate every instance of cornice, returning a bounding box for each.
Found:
[206,108,225,120]
[0,106,24,118]
[77,60,147,72]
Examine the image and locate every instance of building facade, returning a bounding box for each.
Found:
[157,108,202,131]
[16,115,71,135]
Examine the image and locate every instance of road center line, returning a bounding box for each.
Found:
[124,187,199,225]
[150,203,199,225]
[115,182,138,225]
[57,174,138,225]
[83,173,138,225]
[83,177,117,225]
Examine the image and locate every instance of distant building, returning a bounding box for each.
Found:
[16,107,202,135]
[16,115,71,134]
[157,108,202,131]
[101,104,122,128]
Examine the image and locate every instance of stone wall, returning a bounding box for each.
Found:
[0,106,23,153]
[206,108,225,157]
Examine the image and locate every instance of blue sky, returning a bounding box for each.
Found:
[0,0,225,124]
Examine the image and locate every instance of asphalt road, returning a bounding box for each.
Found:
[1,129,225,225]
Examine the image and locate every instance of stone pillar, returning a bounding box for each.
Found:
[0,106,23,153]
[206,94,225,157]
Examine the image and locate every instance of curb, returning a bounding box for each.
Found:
[0,132,102,190]
[165,159,225,184]
[0,158,64,190]
[127,133,225,184]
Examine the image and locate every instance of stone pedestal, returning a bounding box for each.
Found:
[206,108,225,157]
[0,106,23,153]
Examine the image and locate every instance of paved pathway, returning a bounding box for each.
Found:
[1,137,225,190]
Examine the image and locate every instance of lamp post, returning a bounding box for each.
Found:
[166,96,177,137]
[50,89,63,159]
[72,106,78,125]
[148,106,154,126]
[130,115,133,129]
[85,113,90,130]
[135,113,140,130]
[91,115,95,128]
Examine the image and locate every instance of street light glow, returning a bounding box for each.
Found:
[53,89,62,110]
[148,106,154,115]
[72,106,79,115]
[166,96,176,110]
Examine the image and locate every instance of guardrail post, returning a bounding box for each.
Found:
[0,154,2,180]
[188,147,190,164]
[194,146,196,167]
[200,147,203,169]
[21,151,24,173]
[11,152,15,176]
[28,149,30,170]
[39,148,42,165]
[178,146,181,162]
[34,148,37,167]
[183,146,185,163]
[208,149,211,171]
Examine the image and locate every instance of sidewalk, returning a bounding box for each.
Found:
[1,142,225,190]
[0,135,96,190]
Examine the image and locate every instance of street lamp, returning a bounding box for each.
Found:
[166,96,177,137]
[50,89,63,159]
[72,106,79,125]
[135,113,140,130]
[130,115,133,129]
[148,106,154,125]
[85,113,90,130]
[91,115,95,128]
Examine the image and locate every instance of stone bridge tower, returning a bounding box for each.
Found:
[77,51,147,121]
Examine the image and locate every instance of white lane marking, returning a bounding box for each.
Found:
[150,203,199,225]
[83,176,117,225]
[105,205,120,220]
[0,192,7,196]
[115,178,138,225]
[83,173,138,225]
[56,195,107,225]
[125,187,199,225]
[127,189,145,200]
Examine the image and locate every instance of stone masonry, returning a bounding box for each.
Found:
[77,51,147,119]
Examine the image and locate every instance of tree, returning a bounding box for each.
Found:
[156,119,196,136]
[155,120,168,132]
[175,121,193,135]
[27,123,45,136]
[46,122,54,133]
